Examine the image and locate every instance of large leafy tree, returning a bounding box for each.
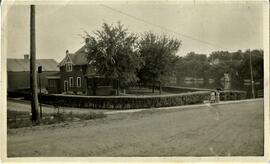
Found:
[175,52,209,85]
[238,49,264,80]
[138,32,181,92]
[185,52,208,79]
[84,22,143,94]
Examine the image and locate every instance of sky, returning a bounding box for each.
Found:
[5,2,264,62]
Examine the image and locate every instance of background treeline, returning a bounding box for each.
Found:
[176,49,264,84]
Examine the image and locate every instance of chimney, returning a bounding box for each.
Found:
[24,54,29,60]
[85,38,90,44]
[66,50,69,54]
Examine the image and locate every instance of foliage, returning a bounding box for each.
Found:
[177,52,209,80]
[238,49,264,80]
[84,22,144,88]
[176,49,263,83]
[138,32,181,86]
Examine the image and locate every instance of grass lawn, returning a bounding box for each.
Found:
[126,87,171,95]
[7,110,106,129]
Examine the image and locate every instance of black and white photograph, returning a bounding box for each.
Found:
[1,0,269,162]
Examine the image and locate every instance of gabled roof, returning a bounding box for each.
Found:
[68,53,88,65]
[59,45,89,67]
[7,58,59,72]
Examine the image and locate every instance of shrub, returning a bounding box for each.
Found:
[220,90,246,101]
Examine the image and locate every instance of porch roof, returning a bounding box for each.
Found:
[46,72,61,79]
[46,76,61,79]
[85,73,105,78]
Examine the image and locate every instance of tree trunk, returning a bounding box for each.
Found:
[117,79,120,96]
[93,78,97,96]
[152,83,155,93]
[159,81,162,95]
[30,5,39,122]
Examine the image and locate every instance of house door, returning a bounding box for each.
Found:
[64,80,68,92]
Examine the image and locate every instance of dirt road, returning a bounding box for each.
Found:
[7,99,264,157]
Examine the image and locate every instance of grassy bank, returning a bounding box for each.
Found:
[7,110,106,129]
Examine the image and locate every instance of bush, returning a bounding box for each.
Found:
[220,90,247,101]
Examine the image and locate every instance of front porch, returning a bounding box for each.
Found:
[85,75,116,96]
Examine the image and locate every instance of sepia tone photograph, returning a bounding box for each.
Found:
[1,0,269,161]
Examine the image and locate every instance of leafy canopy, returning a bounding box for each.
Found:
[84,22,143,87]
[138,32,181,85]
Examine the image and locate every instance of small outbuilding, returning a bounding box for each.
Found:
[7,54,59,91]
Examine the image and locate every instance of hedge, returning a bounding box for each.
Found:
[219,90,247,101]
[8,88,247,110]
[39,91,210,109]
[8,90,32,100]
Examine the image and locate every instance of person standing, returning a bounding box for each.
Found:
[210,91,216,103]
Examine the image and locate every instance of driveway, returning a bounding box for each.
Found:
[7,99,264,157]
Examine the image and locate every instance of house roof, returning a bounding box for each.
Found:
[68,53,88,65]
[7,58,59,72]
[59,45,89,67]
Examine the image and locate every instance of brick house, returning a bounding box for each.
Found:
[47,41,115,95]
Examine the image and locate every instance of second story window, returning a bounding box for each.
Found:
[66,63,72,72]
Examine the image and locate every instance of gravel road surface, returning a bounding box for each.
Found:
[7,99,264,157]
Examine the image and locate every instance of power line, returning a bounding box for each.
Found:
[100,4,224,49]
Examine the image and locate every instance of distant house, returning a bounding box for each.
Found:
[7,54,59,91]
[47,39,115,95]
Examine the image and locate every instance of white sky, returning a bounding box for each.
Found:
[6,2,264,62]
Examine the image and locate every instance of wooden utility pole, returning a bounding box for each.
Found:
[249,50,255,99]
[30,5,40,122]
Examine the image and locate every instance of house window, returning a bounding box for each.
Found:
[66,63,72,72]
[77,77,81,88]
[69,77,73,87]
[48,80,56,87]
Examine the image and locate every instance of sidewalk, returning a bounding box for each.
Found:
[105,98,264,114]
